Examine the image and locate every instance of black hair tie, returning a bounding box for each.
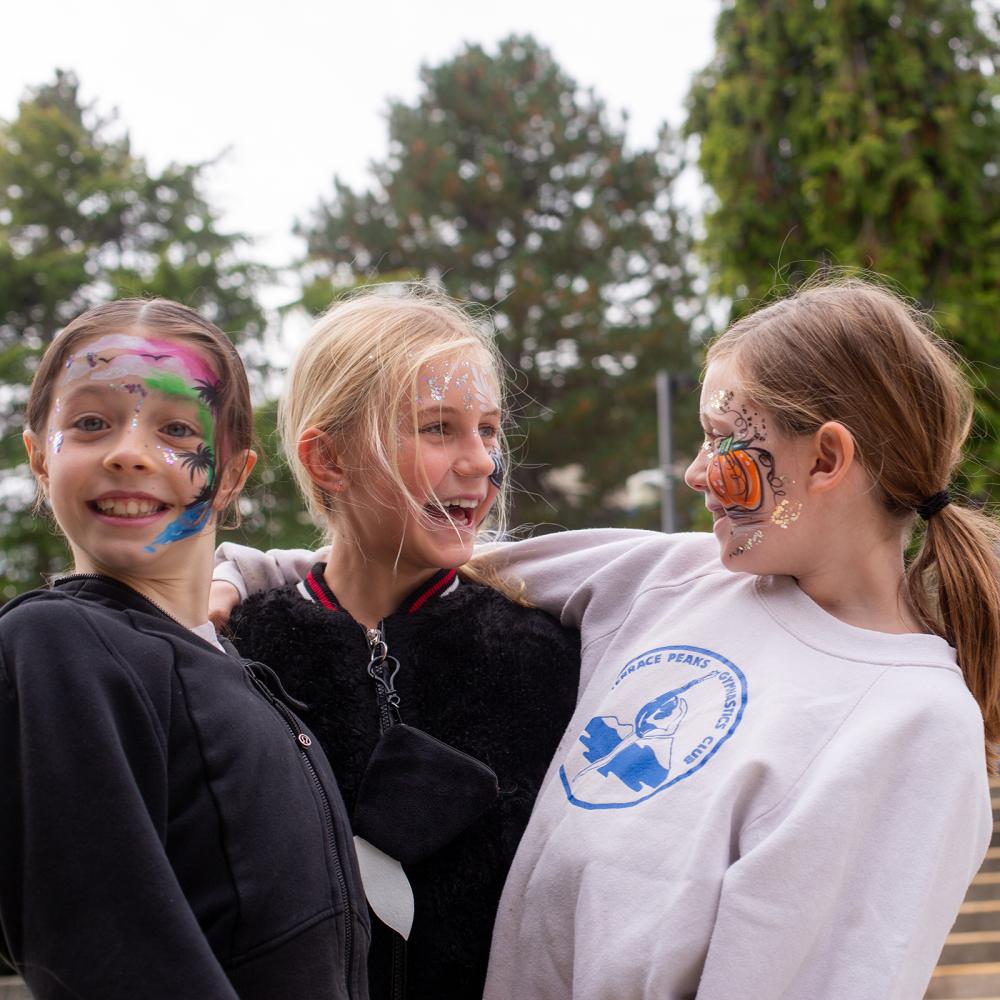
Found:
[916,490,951,520]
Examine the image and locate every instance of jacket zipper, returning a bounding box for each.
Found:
[244,664,355,997]
[362,622,406,1000]
[64,573,357,993]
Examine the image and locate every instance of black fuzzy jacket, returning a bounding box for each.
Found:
[231,567,581,1000]
[0,576,370,1000]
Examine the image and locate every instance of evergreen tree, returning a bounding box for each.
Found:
[296,36,701,529]
[686,0,1000,493]
[0,71,267,595]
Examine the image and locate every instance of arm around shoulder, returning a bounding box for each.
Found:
[214,541,327,598]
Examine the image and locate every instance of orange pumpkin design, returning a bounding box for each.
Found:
[707,436,763,511]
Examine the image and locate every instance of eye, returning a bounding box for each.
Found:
[419,422,447,436]
[479,423,499,440]
[162,420,198,439]
[73,415,109,433]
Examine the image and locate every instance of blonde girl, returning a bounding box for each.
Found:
[218,278,999,999]
[213,286,580,1000]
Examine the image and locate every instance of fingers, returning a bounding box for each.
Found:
[208,580,241,633]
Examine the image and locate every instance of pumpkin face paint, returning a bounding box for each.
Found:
[685,361,806,568]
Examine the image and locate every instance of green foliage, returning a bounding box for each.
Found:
[0,70,268,595]
[686,0,1000,495]
[295,36,702,529]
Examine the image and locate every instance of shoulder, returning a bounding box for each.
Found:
[0,590,171,707]
[863,661,984,747]
[483,529,723,588]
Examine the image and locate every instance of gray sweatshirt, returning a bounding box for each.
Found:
[215,529,991,1000]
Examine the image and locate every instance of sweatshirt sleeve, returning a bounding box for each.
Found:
[695,668,991,1000]
[214,541,327,599]
[478,529,712,637]
[0,602,241,1000]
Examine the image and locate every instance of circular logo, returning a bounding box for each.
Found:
[560,644,747,809]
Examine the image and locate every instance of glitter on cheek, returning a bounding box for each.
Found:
[770,499,803,529]
[51,431,64,454]
[159,447,178,466]
[731,529,764,557]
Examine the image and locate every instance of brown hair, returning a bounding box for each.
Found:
[26,298,254,522]
[708,277,1000,767]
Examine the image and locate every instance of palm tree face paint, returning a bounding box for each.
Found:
[56,333,223,551]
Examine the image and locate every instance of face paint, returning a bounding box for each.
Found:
[58,333,223,552]
[489,450,504,489]
[699,390,798,559]
[418,358,499,412]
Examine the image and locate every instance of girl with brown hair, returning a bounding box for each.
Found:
[0,299,369,1000]
[216,276,998,998]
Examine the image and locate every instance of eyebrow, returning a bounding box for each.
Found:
[417,405,501,418]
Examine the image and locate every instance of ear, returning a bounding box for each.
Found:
[298,427,349,494]
[804,421,856,496]
[23,430,49,495]
[212,449,258,511]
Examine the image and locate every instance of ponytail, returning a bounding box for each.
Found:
[907,504,1000,770]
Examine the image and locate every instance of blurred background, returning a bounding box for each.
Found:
[1,0,998,598]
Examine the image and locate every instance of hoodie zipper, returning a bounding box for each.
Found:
[243,663,355,996]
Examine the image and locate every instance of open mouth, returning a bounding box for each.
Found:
[423,499,478,528]
[89,498,170,519]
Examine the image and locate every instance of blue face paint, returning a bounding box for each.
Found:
[489,450,504,489]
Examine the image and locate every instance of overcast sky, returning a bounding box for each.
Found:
[5,1,720,307]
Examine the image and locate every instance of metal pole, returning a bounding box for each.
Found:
[656,370,675,534]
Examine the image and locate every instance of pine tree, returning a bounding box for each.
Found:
[0,71,267,594]
[296,36,701,529]
[686,0,1000,493]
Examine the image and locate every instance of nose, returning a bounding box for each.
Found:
[454,434,495,479]
[102,429,154,474]
[683,446,708,493]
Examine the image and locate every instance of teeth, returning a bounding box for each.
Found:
[94,498,164,518]
[439,498,479,509]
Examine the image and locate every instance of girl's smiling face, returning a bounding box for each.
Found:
[684,359,811,572]
[340,352,502,575]
[27,332,226,578]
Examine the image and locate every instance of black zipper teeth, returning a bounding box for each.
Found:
[245,668,354,995]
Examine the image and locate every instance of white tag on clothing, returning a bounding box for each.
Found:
[353,835,414,940]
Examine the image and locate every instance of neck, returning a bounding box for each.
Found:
[73,538,215,629]
[793,528,921,634]
[322,540,440,628]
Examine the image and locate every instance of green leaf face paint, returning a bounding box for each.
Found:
[55,333,224,552]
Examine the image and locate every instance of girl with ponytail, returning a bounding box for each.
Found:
[212,277,998,1000]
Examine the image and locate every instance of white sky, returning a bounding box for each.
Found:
[4,0,719,310]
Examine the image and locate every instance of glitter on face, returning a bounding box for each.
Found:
[731,529,764,557]
[770,499,803,529]
[51,431,64,454]
[710,390,733,414]
[417,357,499,412]
[57,334,223,552]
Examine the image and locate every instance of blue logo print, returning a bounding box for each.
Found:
[560,645,747,809]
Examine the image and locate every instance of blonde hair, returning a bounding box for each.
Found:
[708,277,1000,767]
[281,283,514,575]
